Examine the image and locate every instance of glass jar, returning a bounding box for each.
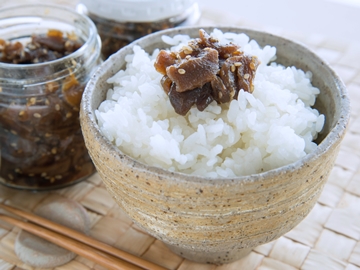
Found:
[77,0,200,59]
[0,4,102,191]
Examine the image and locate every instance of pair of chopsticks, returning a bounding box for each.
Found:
[0,203,167,270]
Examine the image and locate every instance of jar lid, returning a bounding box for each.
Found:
[79,0,197,22]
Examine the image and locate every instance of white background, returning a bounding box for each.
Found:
[197,0,360,43]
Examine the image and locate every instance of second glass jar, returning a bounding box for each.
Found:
[77,0,201,59]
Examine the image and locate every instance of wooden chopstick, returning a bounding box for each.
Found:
[0,213,141,270]
[0,203,167,270]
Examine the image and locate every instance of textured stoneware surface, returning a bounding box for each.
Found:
[80,26,350,265]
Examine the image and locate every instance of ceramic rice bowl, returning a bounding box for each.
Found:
[80,26,350,265]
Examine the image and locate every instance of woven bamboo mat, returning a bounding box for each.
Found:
[1,0,360,269]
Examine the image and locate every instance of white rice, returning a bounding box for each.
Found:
[96,29,325,178]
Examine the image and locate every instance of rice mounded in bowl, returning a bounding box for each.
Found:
[95,29,325,178]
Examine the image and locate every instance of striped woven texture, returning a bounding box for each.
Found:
[1,0,360,269]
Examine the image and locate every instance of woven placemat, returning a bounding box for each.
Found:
[1,1,360,269]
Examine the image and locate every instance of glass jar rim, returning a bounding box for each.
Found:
[0,4,99,71]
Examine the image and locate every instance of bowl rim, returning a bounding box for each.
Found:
[81,25,350,185]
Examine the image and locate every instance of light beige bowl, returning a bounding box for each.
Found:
[80,26,350,265]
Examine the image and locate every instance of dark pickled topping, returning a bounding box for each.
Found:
[154,50,177,75]
[219,55,260,100]
[211,75,232,104]
[166,48,219,93]
[197,29,241,60]
[0,30,95,189]
[160,76,173,94]
[0,29,82,64]
[154,29,260,115]
[169,82,214,115]
[235,55,260,95]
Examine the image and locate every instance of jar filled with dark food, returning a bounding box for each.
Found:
[77,0,200,59]
[0,5,102,190]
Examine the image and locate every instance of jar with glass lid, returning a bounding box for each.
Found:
[77,0,201,59]
[0,4,102,190]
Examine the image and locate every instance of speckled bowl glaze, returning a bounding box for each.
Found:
[80,26,350,265]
